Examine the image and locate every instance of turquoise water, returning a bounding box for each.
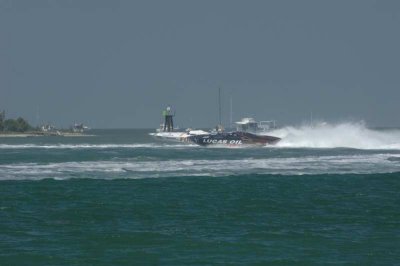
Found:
[1,128,400,265]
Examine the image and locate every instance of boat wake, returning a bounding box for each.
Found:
[268,122,400,150]
[1,153,400,180]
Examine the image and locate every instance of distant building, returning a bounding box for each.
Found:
[41,124,57,132]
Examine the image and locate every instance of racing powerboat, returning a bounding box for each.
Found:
[188,130,281,146]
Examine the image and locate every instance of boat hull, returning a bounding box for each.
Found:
[188,131,281,146]
[149,132,190,142]
[149,130,210,143]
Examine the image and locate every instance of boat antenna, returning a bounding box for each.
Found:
[230,92,233,128]
[310,111,313,128]
[218,87,222,126]
[36,106,40,127]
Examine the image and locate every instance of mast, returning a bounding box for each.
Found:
[230,94,233,128]
[310,111,313,127]
[36,106,40,127]
[218,87,222,126]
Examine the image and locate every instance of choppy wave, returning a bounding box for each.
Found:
[2,153,400,180]
[269,122,400,149]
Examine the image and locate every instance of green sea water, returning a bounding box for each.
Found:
[1,128,400,265]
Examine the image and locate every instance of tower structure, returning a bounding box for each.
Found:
[162,106,174,132]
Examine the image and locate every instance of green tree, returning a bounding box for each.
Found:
[0,110,4,131]
[4,119,18,132]
[4,117,32,132]
[16,117,31,132]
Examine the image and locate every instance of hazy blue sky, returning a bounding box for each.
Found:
[1,0,399,128]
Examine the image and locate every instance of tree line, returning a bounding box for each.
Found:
[0,111,33,132]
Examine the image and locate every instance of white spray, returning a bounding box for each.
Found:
[268,121,400,149]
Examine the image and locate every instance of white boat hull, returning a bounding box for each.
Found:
[149,130,209,143]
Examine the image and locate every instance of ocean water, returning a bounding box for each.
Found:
[1,124,400,265]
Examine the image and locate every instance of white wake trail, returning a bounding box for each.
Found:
[268,122,400,149]
[1,153,400,180]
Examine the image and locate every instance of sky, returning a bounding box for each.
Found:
[1,0,399,128]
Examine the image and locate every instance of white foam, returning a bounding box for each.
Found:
[267,121,400,150]
[1,153,400,180]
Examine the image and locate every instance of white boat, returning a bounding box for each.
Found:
[150,129,209,142]
[149,106,208,142]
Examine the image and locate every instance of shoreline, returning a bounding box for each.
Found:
[0,132,94,138]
